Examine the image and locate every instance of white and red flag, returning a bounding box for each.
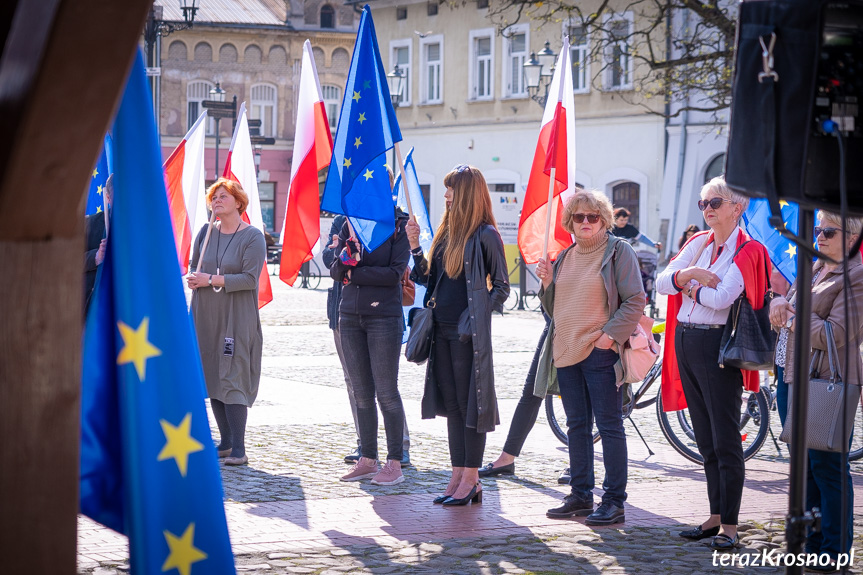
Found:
[517,36,576,264]
[163,110,208,273]
[223,102,274,308]
[279,40,333,285]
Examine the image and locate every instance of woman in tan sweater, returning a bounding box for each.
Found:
[536,190,645,525]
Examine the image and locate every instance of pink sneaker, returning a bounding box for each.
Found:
[371,459,405,486]
[340,457,379,482]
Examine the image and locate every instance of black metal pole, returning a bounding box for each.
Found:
[786,207,815,574]
[214,117,221,180]
[144,9,158,120]
[517,256,526,310]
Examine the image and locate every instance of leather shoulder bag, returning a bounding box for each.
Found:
[404,264,439,364]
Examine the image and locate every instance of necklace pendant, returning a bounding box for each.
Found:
[212,267,223,292]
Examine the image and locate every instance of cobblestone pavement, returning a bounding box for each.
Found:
[79,280,863,574]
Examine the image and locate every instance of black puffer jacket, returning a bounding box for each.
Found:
[411,224,510,432]
[329,212,410,318]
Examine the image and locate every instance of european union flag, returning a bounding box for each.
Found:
[394,147,434,342]
[742,197,800,283]
[80,54,236,575]
[85,134,113,215]
[320,5,402,252]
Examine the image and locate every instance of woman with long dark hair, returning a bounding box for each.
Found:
[406,164,509,506]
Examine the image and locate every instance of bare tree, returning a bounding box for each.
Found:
[461,0,737,118]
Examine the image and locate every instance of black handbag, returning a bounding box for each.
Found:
[718,243,777,370]
[404,276,439,364]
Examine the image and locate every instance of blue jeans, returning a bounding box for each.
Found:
[338,313,405,462]
[777,366,854,558]
[557,348,627,507]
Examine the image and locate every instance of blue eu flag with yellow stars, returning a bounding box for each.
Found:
[742,197,800,283]
[320,4,402,251]
[80,53,236,575]
[85,133,113,215]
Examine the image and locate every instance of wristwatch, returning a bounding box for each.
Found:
[208,275,213,286]
[605,333,614,342]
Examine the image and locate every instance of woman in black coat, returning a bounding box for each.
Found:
[407,164,509,506]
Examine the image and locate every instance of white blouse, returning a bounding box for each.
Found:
[656,228,746,325]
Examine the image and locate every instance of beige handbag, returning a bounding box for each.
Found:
[780,322,861,452]
[621,315,660,384]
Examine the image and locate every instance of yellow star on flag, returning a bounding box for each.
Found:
[363,169,374,181]
[354,137,362,149]
[96,206,103,214]
[779,200,790,209]
[357,112,367,124]
[343,157,352,169]
[352,91,361,102]
[92,168,99,178]
[97,184,104,196]
[116,317,162,381]
[785,244,797,259]
[162,523,207,575]
[157,413,204,477]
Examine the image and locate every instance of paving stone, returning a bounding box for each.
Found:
[446,547,484,558]
[236,565,272,572]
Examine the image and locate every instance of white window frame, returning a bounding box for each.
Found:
[564,21,590,94]
[389,39,412,107]
[186,80,216,135]
[321,84,341,132]
[603,12,634,91]
[250,83,278,138]
[468,28,495,101]
[419,34,444,105]
[502,24,529,99]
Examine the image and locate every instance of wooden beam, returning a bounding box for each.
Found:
[0,0,153,572]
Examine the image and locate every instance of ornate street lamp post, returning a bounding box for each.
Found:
[386,64,405,169]
[523,41,558,107]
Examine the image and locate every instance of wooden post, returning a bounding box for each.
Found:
[394,142,413,218]
[542,167,556,260]
[0,1,154,573]
[195,210,218,273]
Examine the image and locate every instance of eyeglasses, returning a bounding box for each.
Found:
[573,213,601,224]
[697,197,734,211]
[815,227,841,239]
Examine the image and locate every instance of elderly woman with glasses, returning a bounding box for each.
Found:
[534,189,644,526]
[656,176,771,551]
[406,164,509,506]
[770,212,863,572]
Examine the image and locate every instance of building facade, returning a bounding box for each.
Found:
[154,0,358,234]
[370,0,667,270]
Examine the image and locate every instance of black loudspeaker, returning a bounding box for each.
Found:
[726,0,863,214]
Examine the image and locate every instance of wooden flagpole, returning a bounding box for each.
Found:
[542,168,555,261]
[394,142,413,219]
[195,210,218,273]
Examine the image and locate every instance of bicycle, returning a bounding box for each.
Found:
[505,257,542,311]
[544,322,774,464]
[297,259,322,290]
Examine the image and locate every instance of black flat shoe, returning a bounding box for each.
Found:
[477,462,515,477]
[679,525,720,540]
[441,483,482,506]
[432,494,452,504]
[585,501,625,526]
[709,533,739,551]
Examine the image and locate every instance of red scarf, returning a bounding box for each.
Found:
[660,229,770,412]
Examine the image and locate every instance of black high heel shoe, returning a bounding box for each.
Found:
[441,483,482,506]
[433,494,452,504]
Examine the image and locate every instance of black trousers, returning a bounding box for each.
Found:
[675,324,745,525]
[502,315,550,457]
[434,322,486,468]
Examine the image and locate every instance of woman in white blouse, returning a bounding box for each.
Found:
[656,177,771,551]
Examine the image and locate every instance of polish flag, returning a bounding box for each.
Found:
[223,102,274,308]
[517,37,576,264]
[163,111,208,273]
[279,40,333,286]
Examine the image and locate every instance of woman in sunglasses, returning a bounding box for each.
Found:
[534,189,644,525]
[656,176,771,551]
[406,164,510,506]
[769,211,863,572]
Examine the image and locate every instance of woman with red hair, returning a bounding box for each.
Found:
[188,178,267,466]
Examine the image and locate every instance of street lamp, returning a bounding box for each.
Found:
[386,65,405,169]
[203,83,237,180]
[143,1,200,127]
[524,41,558,107]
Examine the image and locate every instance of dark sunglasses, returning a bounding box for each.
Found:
[573,213,601,224]
[697,197,734,211]
[815,227,841,239]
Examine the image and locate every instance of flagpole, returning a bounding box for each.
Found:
[542,168,555,260]
[102,189,110,238]
[195,210,218,274]
[394,142,413,218]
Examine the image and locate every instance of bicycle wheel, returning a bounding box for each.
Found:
[505,287,519,311]
[656,387,771,464]
[523,290,542,311]
[306,260,322,290]
[544,394,568,445]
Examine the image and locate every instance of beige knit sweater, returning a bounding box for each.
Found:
[552,231,610,368]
